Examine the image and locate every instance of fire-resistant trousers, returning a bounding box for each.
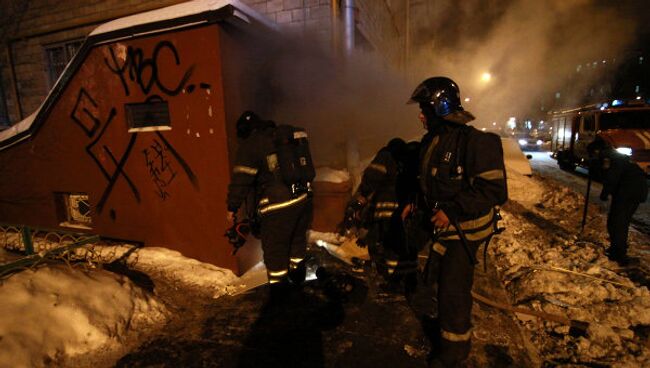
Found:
[366,216,418,281]
[260,199,313,284]
[607,193,640,258]
[427,238,480,367]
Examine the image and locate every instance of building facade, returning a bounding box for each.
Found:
[0,0,409,127]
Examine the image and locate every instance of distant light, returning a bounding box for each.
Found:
[316,240,328,247]
[536,140,543,145]
[602,60,607,64]
[481,127,487,131]
[492,122,497,126]
[481,72,492,82]
[539,120,544,125]
[637,96,642,100]
[464,97,471,102]
[612,99,624,106]
[600,106,606,111]
[518,139,527,146]
[616,147,632,156]
[507,117,516,129]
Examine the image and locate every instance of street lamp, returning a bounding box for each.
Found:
[481,72,492,83]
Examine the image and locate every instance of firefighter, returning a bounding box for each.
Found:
[227,111,314,297]
[588,138,648,265]
[342,138,420,292]
[408,76,507,367]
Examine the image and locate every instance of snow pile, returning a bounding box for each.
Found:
[0,263,167,367]
[505,165,545,206]
[2,237,243,298]
[0,240,244,366]
[491,174,650,366]
[501,137,533,176]
[75,246,244,297]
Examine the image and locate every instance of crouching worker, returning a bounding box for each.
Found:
[340,138,420,294]
[226,111,315,298]
[588,137,648,265]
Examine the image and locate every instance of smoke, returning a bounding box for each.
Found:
[251,34,420,168]
[246,0,640,168]
[408,0,639,128]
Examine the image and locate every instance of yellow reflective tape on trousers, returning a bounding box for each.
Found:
[290,257,304,264]
[476,169,505,181]
[268,269,288,277]
[441,328,472,342]
[259,193,309,215]
[233,165,258,175]
[374,211,394,219]
[368,163,387,174]
[375,202,399,209]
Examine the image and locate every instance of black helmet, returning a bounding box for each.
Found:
[236,110,275,138]
[408,76,475,124]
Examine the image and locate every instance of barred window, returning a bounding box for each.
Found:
[55,193,92,229]
[45,39,83,88]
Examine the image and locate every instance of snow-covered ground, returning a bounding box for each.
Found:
[494,162,650,367]
[0,244,244,368]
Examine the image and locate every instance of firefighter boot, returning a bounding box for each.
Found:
[289,258,307,286]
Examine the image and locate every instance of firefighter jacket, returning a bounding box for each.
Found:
[598,149,648,203]
[419,123,507,241]
[227,123,308,216]
[357,147,401,221]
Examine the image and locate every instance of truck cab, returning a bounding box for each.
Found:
[551,102,650,174]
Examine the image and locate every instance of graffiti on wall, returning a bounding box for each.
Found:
[104,41,195,97]
[69,39,203,214]
[143,138,177,200]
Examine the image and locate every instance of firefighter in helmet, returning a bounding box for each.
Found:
[341,138,421,293]
[227,111,314,298]
[409,77,507,367]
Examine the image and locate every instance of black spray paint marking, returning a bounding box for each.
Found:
[143,138,178,200]
[155,131,199,190]
[84,107,141,208]
[70,88,101,137]
[104,41,195,97]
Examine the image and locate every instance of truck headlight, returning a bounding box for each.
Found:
[616,147,632,156]
[518,139,527,146]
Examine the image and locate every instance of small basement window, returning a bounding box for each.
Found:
[125,101,172,133]
[55,193,92,229]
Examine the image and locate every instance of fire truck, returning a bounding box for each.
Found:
[550,100,650,174]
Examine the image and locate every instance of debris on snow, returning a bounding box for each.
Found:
[491,173,650,366]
